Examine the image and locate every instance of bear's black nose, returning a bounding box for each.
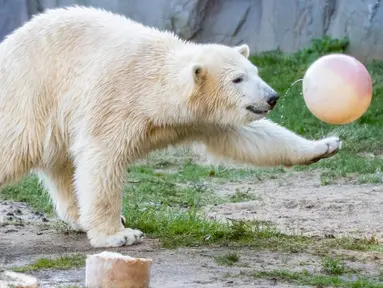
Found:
[266,92,279,108]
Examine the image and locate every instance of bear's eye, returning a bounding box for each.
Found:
[232,77,244,84]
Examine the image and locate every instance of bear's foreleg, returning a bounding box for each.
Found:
[74,144,144,248]
[200,119,341,167]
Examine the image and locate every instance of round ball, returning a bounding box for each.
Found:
[302,54,373,125]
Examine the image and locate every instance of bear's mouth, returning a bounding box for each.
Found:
[246,105,269,115]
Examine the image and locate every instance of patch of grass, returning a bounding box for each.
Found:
[252,269,383,288]
[12,254,85,273]
[321,257,348,275]
[296,36,350,63]
[0,176,52,215]
[320,235,382,252]
[214,252,240,266]
[358,173,382,184]
[124,205,306,249]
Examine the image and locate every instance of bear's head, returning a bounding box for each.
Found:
[179,43,279,126]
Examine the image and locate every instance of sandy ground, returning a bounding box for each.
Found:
[1,172,383,287]
[206,172,383,241]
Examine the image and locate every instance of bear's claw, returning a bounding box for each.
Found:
[120,215,126,226]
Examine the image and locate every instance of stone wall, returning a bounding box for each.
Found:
[1,0,382,61]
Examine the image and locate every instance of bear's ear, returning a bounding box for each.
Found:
[192,63,206,82]
[234,44,250,58]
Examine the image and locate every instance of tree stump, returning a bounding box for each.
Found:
[85,251,152,288]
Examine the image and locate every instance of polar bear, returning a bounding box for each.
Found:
[0,6,341,247]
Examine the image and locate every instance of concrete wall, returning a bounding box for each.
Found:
[1,0,382,61]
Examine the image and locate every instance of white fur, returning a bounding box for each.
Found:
[0,6,341,248]
[197,120,341,167]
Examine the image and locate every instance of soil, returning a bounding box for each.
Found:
[1,172,382,287]
[206,172,383,240]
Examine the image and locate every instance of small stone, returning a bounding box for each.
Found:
[0,270,39,288]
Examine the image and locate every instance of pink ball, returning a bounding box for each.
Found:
[302,54,373,125]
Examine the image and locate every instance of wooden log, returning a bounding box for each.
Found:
[85,251,152,288]
[0,271,39,288]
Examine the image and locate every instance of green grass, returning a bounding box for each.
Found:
[252,269,383,288]
[12,254,86,273]
[1,176,52,214]
[321,257,349,275]
[123,205,308,249]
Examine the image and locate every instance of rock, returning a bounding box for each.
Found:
[0,270,39,288]
[1,0,383,61]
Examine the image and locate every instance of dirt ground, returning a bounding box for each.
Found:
[1,172,382,287]
[206,172,383,240]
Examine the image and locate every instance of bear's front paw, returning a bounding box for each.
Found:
[308,136,342,164]
[89,228,144,248]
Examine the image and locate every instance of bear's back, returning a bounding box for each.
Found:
[0,6,174,73]
[0,6,181,116]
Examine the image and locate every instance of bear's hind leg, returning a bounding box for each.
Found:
[74,145,144,248]
[36,162,83,231]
